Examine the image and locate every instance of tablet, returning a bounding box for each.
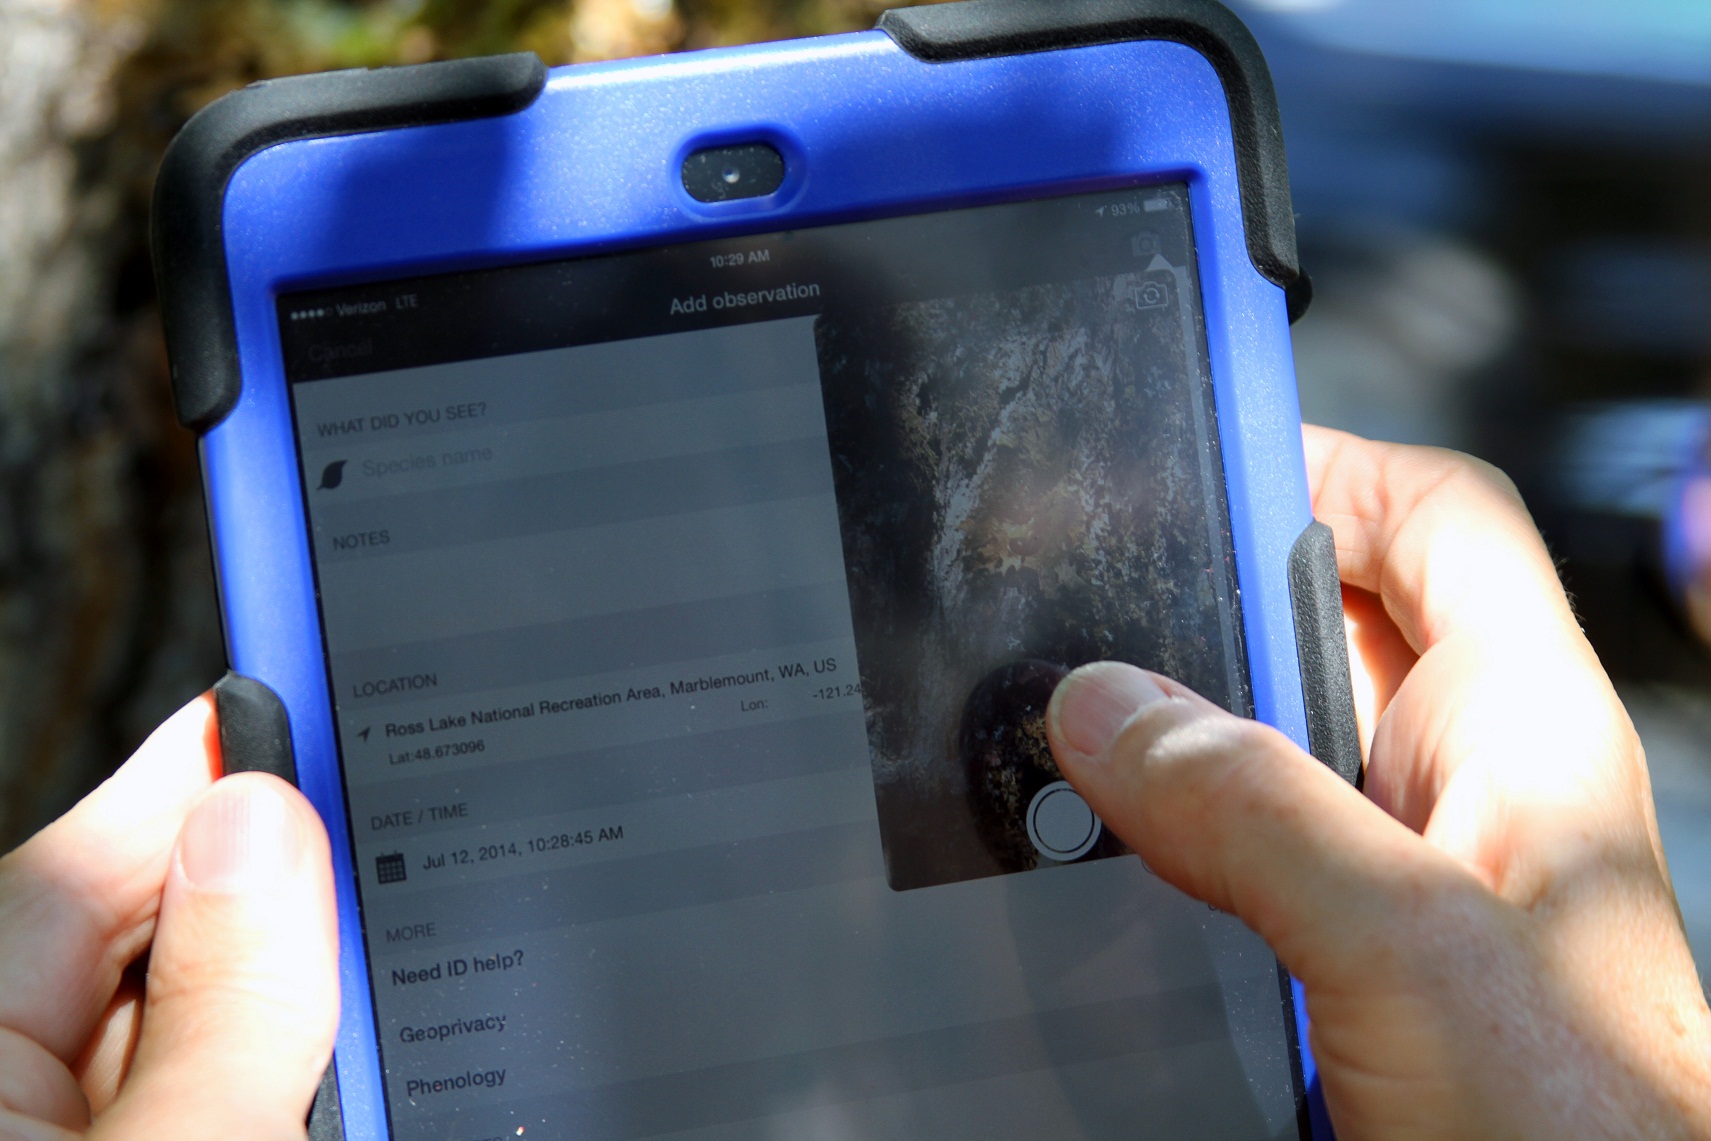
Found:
[152,2,1359,1138]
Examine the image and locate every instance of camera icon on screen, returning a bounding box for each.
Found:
[1131,280,1170,311]
[1130,231,1161,257]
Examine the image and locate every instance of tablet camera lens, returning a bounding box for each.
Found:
[682,143,786,202]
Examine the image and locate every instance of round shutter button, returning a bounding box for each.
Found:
[1025,780,1101,862]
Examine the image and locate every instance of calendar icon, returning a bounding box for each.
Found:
[375,852,407,884]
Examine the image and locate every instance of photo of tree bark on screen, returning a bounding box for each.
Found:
[0,0,907,850]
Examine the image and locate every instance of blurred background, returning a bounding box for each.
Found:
[1,0,1708,961]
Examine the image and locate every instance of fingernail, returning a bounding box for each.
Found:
[179,779,302,892]
[1051,663,1167,760]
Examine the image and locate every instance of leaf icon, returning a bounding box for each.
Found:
[318,460,347,490]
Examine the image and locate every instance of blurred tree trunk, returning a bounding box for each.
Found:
[0,0,223,848]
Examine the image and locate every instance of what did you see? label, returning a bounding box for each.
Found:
[314,401,490,440]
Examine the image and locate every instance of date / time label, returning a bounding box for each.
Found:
[419,826,625,873]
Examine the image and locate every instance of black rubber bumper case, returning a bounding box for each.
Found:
[1288,522,1363,786]
[212,672,297,782]
[879,0,1311,321]
[151,52,548,435]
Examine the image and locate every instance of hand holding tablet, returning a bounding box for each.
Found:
[1051,427,1711,1140]
[0,700,338,1139]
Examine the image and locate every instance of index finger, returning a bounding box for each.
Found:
[1302,427,1656,882]
[0,695,220,1063]
[1303,425,1580,657]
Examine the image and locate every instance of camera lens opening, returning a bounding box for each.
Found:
[682,143,785,203]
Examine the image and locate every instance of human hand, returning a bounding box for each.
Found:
[0,695,337,1140]
[1048,426,1711,1139]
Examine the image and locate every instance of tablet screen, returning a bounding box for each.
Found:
[279,183,1303,1141]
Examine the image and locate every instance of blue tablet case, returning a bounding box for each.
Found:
[151,2,1359,1137]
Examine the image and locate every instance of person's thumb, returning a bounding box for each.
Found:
[1046,662,1473,986]
[92,773,338,1141]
